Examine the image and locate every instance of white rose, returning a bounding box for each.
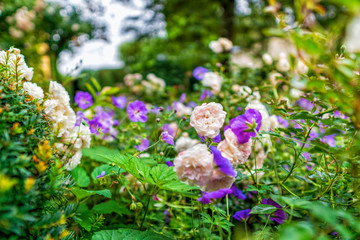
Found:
[49,81,70,104]
[218,37,233,51]
[175,102,192,117]
[277,56,290,72]
[23,82,44,103]
[24,67,34,81]
[175,136,199,152]
[296,60,308,74]
[64,124,91,150]
[202,72,223,94]
[190,102,227,138]
[64,151,82,170]
[262,53,273,65]
[206,169,235,192]
[174,144,214,189]
[209,40,223,53]
[218,129,253,165]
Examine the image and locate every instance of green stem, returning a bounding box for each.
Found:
[140,194,151,230]
[280,183,300,198]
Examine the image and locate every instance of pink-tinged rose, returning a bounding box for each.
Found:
[174,144,213,189]
[190,102,227,139]
[218,129,252,165]
[206,169,235,192]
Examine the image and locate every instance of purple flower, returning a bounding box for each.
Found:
[89,119,102,135]
[179,93,186,103]
[321,134,336,147]
[75,91,93,109]
[91,111,113,134]
[233,209,251,221]
[198,189,233,204]
[297,98,314,111]
[306,162,315,171]
[261,198,288,224]
[135,138,150,151]
[161,131,174,145]
[210,146,236,177]
[213,133,221,143]
[164,209,170,224]
[231,184,246,200]
[165,161,174,167]
[229,109,262,144]
[96,171,106,179]
[151,106,160,115]
[277,116,289,128]
[302,152,310,161]
[199,89,213,101]
[112,96,127,109]
[161,124,175,137]
[75,111,89,127]
[187,101,197,108]
[127,100,148,123]
[193,66,209,80]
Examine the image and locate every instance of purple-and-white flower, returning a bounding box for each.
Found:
[193,66,209,80]
[229,109,262,144]
[127,100,148,123]
[161,131,174,145]
[112,96,127,109]
[75,91,93,109]
[135,138,150,151]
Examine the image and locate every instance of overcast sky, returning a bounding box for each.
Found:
[57,0,145,75]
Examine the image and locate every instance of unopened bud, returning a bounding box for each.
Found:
[160,152,164,156]
[159,107,164,112]
[130,202,137,210]
[136,202,143,210]
[156,118,160,122]
[182,116,187,121]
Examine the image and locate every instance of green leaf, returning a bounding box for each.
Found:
[71,167,90,187]
[283,208,302,218]
[91,164,123,181]
[82,146,121,164]
[71,188,112,199]
[92,201,131,216]
[92,229,173,240]
[84,147,198,195]
[250,204,278,214]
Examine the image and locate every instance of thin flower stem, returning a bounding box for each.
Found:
[140,193,151,231]
[280,183,300,198]
[245,220,248,240]
[282,122,316,184]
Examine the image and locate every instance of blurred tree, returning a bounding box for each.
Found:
[0,0,107,82]
[118,0,275,86]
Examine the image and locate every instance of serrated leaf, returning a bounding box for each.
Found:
[250,204,278,214]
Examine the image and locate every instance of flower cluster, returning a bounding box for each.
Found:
[209,37,233,53]
[174,102,264,192]
[44,81,91,170]
[0,47,34,82]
